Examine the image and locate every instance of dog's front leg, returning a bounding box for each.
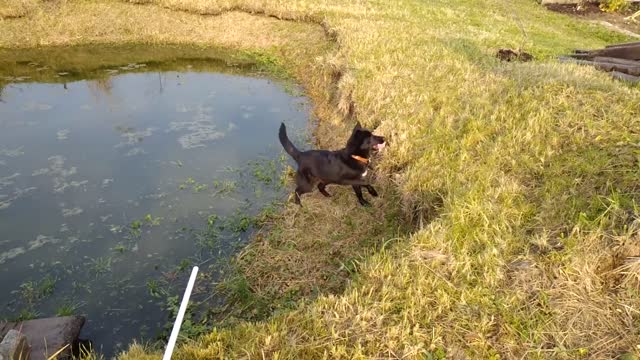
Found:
[318,182,332,197]
[365,185,378,197]
[294,191,303,206]
[352,185,370,207]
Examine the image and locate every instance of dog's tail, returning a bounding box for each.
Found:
[279,123,301,162]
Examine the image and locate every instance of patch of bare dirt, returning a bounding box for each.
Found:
[546,3,640,37]
[496,48,534,62]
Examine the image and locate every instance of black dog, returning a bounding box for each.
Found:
[279,122,385,206]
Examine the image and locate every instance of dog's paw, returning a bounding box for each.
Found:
[368,189,378,197]
[358,199,371,207]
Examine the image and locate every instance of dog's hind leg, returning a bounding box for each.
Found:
[294,172,313,206]
[318,182,331,197]
[352,185,370,207]
[365,185,378,197]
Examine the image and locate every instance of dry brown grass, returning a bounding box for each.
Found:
[0,2,324,49]
[0,0,39,19]
[235,170,406,302]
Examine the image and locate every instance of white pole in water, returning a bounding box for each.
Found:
[162,266,199,360]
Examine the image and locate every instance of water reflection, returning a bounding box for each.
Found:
[0,55,310,357]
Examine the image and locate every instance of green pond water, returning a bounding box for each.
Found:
[0,46,310,357]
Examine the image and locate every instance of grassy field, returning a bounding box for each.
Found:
[2,0,640,358]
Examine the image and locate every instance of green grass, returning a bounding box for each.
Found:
[12,276,56,322]
[211,179,237,196]
[89,256,113,277]
[2,0,640,359]
[14,308,40,322]
[146,280,168,298]
[55,301,84,317]
[19,275,56,306]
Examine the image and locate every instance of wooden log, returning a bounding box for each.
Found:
[609,71,640,84]
[596,62,639,75]
[558,56,640,76]
[588,44,640,60]
[594,62,640,76]
[569,53,592,60]
[605,41,640,49]
[559,56,600,65]
[559,56,597,65]
[593,56,640,67]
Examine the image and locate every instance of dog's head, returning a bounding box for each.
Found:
[346,122,386,155]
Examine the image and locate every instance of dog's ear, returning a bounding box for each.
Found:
[352,121,362,132]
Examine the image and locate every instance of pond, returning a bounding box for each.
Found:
[0,46,310,357]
